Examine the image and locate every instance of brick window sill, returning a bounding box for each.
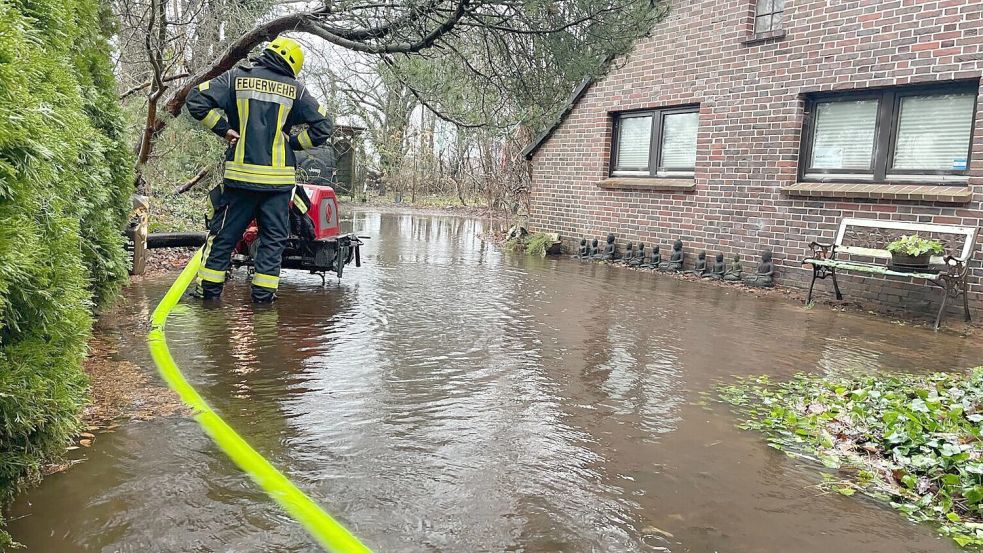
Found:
[597,178,696,192]
[742,29,787,46]
[782,182,972,203]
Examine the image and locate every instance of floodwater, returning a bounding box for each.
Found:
[8,210,983,553]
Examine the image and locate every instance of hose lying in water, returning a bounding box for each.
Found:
[147,248,371,553]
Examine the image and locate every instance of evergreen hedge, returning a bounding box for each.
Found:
[0,0,131,545]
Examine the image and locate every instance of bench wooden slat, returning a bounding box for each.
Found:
[835,245,947,265]
[805,258,940,279]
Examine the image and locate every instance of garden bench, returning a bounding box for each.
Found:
[803,218,978,330]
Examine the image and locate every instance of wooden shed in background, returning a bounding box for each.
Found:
[296,124,365,195]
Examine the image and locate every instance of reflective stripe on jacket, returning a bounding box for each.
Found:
[185,63,334,192]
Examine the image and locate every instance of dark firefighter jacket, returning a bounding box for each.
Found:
[186,52,334,192]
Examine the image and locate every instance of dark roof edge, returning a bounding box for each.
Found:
[521,77,596,160]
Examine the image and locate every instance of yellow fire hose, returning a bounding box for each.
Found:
[147,248,371,553]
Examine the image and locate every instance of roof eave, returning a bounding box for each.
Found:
[521,77,596,160]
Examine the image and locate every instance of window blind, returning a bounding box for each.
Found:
[660,112,698,169]
[892,94,975,171]
[616,116,652,170]
[811,100,878,170]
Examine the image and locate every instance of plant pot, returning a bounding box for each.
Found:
[889,251,932,272]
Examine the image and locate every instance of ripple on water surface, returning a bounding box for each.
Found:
[8,211,983,552]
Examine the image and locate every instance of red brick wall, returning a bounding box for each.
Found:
[529,0,983,321]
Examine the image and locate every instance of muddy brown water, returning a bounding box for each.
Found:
[9,211,983,552]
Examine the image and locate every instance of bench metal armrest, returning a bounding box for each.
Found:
[808,241,837,261]
[942,255,968,279]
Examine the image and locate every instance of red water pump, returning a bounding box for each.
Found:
[232,184,362,281]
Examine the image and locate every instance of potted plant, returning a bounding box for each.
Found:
[886,234,945,271]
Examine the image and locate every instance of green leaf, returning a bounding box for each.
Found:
[941,443,963,457]
[897,502,920,515]
[964,486,983,504]
[943,474,962,486]
[910,398,929,413]
[819,453,841,469]
[910,454,938,469]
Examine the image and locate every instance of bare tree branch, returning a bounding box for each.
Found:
[175,166,213,194]
[119,72,189,99]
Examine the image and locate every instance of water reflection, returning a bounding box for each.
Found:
[8,210,983,552]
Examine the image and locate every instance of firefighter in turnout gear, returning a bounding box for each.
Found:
[185,36,333,302]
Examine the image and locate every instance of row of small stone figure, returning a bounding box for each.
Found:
[575,234,774,287]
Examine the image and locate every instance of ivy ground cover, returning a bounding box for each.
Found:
[720,369,983,547]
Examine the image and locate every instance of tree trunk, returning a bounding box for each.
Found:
[134,0,168,194]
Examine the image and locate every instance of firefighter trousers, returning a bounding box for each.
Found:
[198,187,291,302]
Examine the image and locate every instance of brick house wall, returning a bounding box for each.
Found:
[527,0,983,321]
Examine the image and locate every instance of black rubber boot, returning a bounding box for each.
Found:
[251,286,277,303]
[187,284,204,299]
[201,280,224,300]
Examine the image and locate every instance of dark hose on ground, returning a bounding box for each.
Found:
[147,232,208,249]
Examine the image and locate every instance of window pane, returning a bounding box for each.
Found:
[772,0,784,11]
[616,116,652,170]
[755,15,772,33]
[771,10,784,28]
[892,93,975,171]
[756,0,771,15]
[810,100,879,170]
[660,112,699,169]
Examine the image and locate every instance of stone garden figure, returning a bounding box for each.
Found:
[588,238,599,258]
[661,239,685,271]
[630,243,646,267]
[595,233,617,260]
[622,242,635,264]
[691,251,708,276]
[746,249,775,287]
[708,252,726,279]
[724,253,743,281]
[605,233,618,260]
[577,238,589,259]
[645,245,662,268]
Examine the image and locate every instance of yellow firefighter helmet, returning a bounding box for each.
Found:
[266,36,305,76]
